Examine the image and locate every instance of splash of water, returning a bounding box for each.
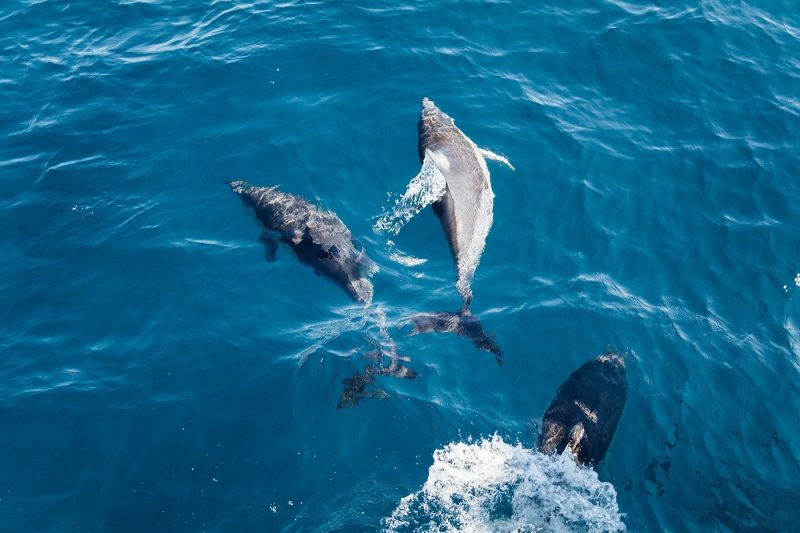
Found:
[386,240,428,267]
[385,435,625,533]
[373,150,447,236]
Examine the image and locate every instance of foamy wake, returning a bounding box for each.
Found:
[373,151,447,236]
[385,435,625,533]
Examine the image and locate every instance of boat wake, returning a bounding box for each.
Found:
[385,435,624,533]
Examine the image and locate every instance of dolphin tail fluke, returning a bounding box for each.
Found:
[408,311,503,365]
[478,148,515,171]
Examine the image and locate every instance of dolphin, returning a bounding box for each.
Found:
[229,180,376,304]
[229,181,416,406]
[416,97,514,309]
[377,98,513,358]
[538,353,628,466]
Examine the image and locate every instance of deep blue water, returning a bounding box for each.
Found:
[2,0,800,531]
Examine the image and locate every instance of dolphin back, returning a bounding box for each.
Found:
[538,354,628,465]
[228,180,375,304]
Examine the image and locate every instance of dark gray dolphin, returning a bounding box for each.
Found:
[538,354,628,465]
[229,180,376,304]
[409,311,502,364]
[229,181,416,406]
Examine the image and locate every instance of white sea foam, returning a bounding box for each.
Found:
[373,150,447,236]
[389,252,428,267]
[385,435,625,533]
[386,240,428,267]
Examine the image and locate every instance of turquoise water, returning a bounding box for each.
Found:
[2,0,800,530]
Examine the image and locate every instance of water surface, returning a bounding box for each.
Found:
[1,0,800,530]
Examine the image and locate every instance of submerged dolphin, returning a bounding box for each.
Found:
[375,98,513,358]
[229,180,376,304]
[538,353,628,465]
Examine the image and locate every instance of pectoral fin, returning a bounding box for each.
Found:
[478,147,515,171]
[259,232,278,262]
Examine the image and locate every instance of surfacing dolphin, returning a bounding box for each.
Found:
[416,97,514,308]
[538,353,628,466]
[229,180,377,304]
[375,98,513,360]
[229,181,416,405]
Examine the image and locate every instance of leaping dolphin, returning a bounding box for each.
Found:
[375,98,513,359]
[538,353,628,466]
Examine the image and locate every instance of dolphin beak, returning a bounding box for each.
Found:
[227,180,248,194]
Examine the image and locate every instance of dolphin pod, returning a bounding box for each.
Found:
[227,97,628,466]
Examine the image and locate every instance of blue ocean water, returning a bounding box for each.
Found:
[2,0,800,530]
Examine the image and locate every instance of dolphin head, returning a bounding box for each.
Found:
[417,97,459,162]
[228,180,281,202]
[228,180,286,226]
[421,96,437,113]
[227,180,250,195]
[420,97,453,125]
